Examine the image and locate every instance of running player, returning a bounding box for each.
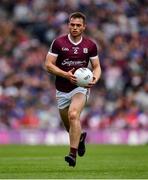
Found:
[45,12,101,167]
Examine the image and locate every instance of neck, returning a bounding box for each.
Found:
[68,34,82,45]
[69,34,82,43]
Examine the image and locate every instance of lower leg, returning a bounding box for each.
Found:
[59,108,70,132]
[68,93,86,158]
[68,110,81,157]
[69,120,81,149]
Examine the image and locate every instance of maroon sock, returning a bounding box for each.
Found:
[70,147,77,158]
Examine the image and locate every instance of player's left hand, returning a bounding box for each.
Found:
[85,77,97,88]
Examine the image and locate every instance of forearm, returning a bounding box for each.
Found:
[45,63,68,79]
[93,66,101,82]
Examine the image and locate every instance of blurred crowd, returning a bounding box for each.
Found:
[0,0,148,130]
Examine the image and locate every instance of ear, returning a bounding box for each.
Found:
[83,24,86,31]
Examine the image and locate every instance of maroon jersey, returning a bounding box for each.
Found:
[48,34,98,92]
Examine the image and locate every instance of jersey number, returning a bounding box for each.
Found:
[74,49,78,54]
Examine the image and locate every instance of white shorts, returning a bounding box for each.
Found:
[56,87,90,109]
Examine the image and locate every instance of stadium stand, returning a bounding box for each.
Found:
[0,0,147,140]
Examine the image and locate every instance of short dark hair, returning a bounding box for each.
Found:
[69,12,86,24]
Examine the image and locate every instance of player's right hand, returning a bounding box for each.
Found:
[67,68,77,84]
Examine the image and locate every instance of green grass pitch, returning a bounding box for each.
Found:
[0,144,148,179]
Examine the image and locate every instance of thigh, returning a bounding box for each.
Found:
[59,107,69,121]
[69,93,86,115]
[56,90,70,109]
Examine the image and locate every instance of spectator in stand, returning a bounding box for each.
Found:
[0,0,147,130]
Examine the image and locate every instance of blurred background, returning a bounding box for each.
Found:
[0,0,147,145]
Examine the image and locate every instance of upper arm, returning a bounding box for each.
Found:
[45,53,57,67]
[89,41,101,70]
[45,38,60,67]
[90,56,101,69]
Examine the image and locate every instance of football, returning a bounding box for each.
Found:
[74,67,93,87]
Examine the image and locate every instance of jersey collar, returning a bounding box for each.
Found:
[68,34,83,46]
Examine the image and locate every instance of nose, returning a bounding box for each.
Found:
[73,25,77,29]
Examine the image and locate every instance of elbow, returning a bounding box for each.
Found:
[44,61,51,73]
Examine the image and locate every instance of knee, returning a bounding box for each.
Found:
[68,109,79,122]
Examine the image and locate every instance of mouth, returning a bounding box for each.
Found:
[72,31,79,35]
[72,30,78,33]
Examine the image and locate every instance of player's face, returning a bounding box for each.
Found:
[68,18,86,37]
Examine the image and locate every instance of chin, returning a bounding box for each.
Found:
[72,33,81,37]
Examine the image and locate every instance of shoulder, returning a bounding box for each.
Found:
[83,36,97,46]
[54,34,68,44]
[50,34,67,51]
[83,36,98,51]
[83,36,98,50]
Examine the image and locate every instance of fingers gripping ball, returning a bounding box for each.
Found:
[74,68,93,87]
